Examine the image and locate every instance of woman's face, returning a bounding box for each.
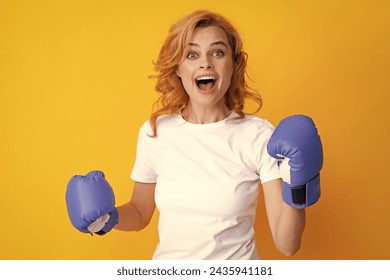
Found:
[176,25,234,110]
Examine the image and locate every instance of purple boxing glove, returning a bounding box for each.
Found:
[267,115,323,208]
[65,170,118,235]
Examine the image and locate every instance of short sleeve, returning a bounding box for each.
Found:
[130,121,157,183]
[255,121,281,184]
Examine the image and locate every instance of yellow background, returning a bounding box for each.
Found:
[1,0,389,260]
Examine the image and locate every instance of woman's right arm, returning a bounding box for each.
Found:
[115,181,156,232]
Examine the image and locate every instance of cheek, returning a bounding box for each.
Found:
[228,61,234,79]
[181,75,193,88]
[178,76,194,95]
[222,59,234,77]
[177,61,194,76]
[177,66,192,83]
[176,66,182,78]
[221,64,234,89]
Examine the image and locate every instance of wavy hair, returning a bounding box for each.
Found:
[149,10,262,137]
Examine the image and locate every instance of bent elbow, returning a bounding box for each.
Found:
[280,247,299,257]
[134,217,152,232]
[134,224,148,232]
[276,242,301,257]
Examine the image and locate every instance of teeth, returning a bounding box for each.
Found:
[196,76,215,81]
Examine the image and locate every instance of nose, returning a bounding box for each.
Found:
[199,56,213,69]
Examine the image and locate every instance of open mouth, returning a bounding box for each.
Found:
[195,76,216,91]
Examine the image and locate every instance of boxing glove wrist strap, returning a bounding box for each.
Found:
[282,173,321,209]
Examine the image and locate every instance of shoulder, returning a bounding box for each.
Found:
[231,114,275,136]
[221,114,276,151]
[243,114,274,129]
[139,114,179,136]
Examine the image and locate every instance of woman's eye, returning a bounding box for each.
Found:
[213,50,224,57]
[187,52,198,59]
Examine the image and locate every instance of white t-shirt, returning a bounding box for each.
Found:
[131,112,281,260]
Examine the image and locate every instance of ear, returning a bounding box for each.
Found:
[176,68,181,78]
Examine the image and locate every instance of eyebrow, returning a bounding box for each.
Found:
[188,41,228,48]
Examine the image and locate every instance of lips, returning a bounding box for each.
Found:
[195,75,216,92]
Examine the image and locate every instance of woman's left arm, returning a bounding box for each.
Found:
[262,178,306,256]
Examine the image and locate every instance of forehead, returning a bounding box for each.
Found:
[189,25,230,46]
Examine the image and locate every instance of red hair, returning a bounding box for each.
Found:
[149,10,262,136]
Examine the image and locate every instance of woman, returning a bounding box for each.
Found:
[115,10,306,259]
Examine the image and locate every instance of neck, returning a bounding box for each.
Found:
[182,104,230,124]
